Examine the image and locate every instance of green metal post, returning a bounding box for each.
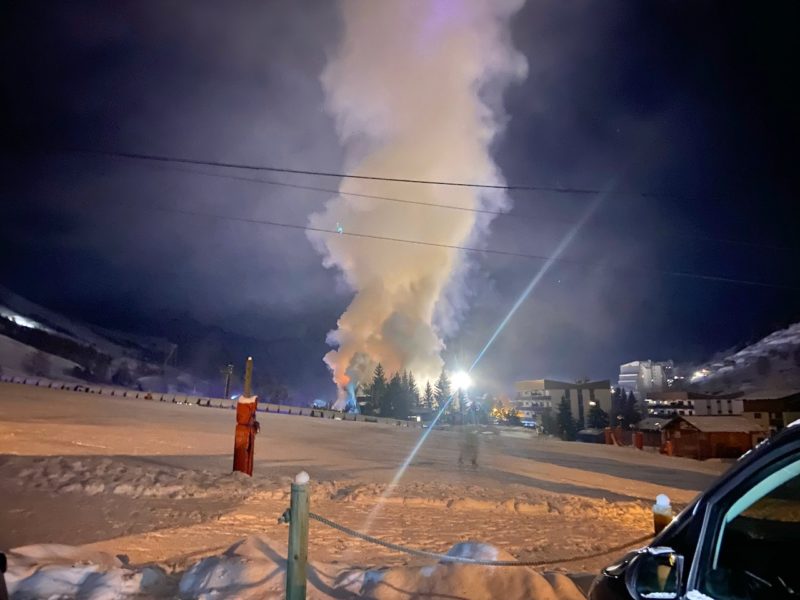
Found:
[286,471,310,600]
[243,356,253,397]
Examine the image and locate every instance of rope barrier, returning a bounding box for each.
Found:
[308,511,653,567]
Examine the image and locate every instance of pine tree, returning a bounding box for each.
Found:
[434,368,451,411]
[623,391,642,426]
[610,387,624,428]
[394,372,412,419]
[383,372,402,417]
[407,371,420,408]
[423,380,435,410]
[540,408,556,433]
[367,364,387,416]
[587,404,610,429]
[556,397,578,441]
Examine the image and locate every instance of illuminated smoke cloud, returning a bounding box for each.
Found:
[307,0,527,402]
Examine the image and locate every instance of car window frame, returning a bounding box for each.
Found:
[685,437,800,598]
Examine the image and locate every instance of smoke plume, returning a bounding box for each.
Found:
[308,0,527,400]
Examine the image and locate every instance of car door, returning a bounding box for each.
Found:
[684,438,800,600]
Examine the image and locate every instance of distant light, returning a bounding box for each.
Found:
[1,311,46,331]
[452,371,472,390]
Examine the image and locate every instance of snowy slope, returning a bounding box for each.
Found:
[0,334,82,380]
[0,286,213,392]
[690,321,800,393]
[0,284,175,362]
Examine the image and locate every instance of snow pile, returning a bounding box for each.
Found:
[5,544,172,599]
[2,456,272,500]
[5,536,592,599]
[178,536,291,599]
[182,536,589,599]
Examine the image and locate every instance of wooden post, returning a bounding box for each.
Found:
[233,357,258,477]
[286,471,310,600]
[221,363,234,400]
[243,356,253,397]
[233,394,259,476]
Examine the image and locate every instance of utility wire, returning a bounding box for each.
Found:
[72,147,698,200]
[135,202,800,291]
[141,162,797,254]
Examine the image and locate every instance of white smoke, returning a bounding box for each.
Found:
[307,0,527,398]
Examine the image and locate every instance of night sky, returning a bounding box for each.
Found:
[2,1,798,397]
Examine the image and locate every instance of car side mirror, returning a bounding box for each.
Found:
[625,546,684,600]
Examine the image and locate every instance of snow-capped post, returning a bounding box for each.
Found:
[232,356,260,476]
[286,471,310,600]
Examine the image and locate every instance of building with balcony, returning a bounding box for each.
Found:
[693,395,744,417]
[644,391,695,417]
[514,379,611,427]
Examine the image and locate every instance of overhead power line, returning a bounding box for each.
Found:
[73,147,689,199]
[134,202,800,291]
[71,149,795,254]
[141,162,797,254]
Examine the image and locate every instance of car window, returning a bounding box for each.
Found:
[699,457,800,600]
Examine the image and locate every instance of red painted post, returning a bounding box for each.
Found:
[233,357,260,476]
[233,396,260,475]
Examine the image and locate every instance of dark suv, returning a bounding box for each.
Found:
[589,420,800,600]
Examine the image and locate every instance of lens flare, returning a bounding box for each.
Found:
[451,370,472,390]
[355,192,608,540]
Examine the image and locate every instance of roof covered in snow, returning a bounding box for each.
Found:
[677,415,765,433]
[740,389,800,401]
[637,417,674,431]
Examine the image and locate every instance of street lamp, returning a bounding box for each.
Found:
[452,371,472,391]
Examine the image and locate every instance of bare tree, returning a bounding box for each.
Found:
[23,351,50,377]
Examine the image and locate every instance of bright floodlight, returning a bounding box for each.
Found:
[452,370,472,390]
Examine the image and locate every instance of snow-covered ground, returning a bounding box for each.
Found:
[0,383,729,598]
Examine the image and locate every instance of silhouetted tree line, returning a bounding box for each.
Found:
[362,364,460,419]
[610,387,642,428]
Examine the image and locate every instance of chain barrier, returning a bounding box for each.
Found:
[308,511,653,567]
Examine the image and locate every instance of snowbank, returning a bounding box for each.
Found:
[6,536,591,599]
[5,544,172,599]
